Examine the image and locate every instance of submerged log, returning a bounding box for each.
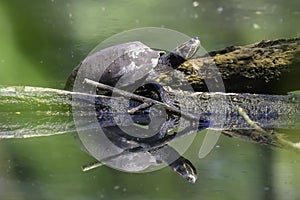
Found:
[176,37,300,94]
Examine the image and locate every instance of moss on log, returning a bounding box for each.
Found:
[177,37,300,94]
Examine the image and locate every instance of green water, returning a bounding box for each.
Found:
[0,0,299,199]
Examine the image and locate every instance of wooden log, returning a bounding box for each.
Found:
[175,37,300,94]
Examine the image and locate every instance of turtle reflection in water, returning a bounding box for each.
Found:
[66,37,202,183]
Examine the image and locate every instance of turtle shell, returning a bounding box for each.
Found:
[65,41,163,90]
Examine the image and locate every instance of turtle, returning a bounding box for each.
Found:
[65,37,200,91]
[66,37,203,183]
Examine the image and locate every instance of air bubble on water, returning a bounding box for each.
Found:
[1,59,5,63]
[253,23,261,29]
[293,160,298,164]
[114,185,120,190]
[50,0,54,2]
[122,187,127,192]
[192,1,199,8]
[264,186,270,191]
[194,13,199,19]
[101,7,106,11]
[215,145,220,148]
[217,7,223,14]
[255,11,262,15]
[69,13,73,18]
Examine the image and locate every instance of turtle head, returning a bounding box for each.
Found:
[170,157,197,183]
[172,37,200,60]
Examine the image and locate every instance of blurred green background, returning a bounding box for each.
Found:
[0,0,299,199]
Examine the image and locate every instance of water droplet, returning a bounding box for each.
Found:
[217,7,223,14]
[194,13,199,19]
[192,1,199,7]
[1,59,5,63]
[69,13,73,18]
[253,23,261,29]
[101,7,106,11]
[114,185,120,190]
[264,186,270,191]
[293,160,298,164]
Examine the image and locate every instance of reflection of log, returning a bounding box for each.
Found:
[177,37,300,94]
[0,85,298,148]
